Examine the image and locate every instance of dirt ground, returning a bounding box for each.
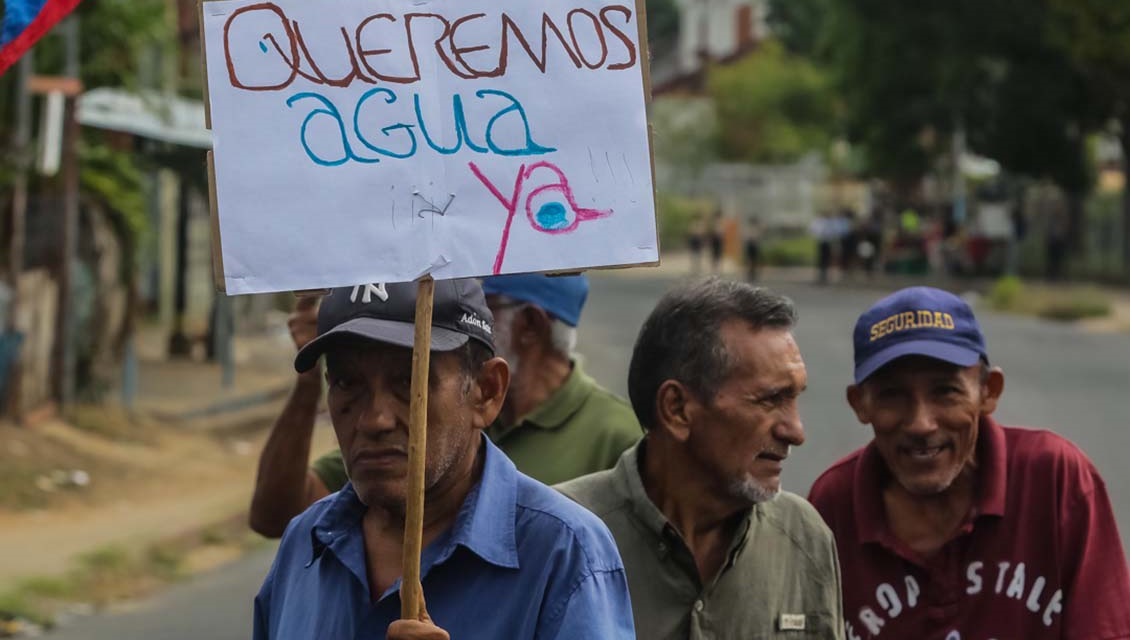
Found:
[0,408,339,591]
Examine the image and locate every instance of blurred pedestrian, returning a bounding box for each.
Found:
[838,208,858,279]
[708,208,725,274]
[687,216,705,275]
[744,217,762,283]
[811,212,835,284]
[809,287,1129,640]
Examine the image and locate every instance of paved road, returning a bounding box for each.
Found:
[50,273,1129,639]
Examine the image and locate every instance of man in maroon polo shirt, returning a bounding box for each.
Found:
[809,286,1129,640]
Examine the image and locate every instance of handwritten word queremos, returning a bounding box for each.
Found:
[223,3,639,91]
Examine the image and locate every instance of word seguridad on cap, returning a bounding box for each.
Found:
[869,310,956,342]
[200,0,658,295]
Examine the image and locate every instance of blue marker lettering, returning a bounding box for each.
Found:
[354,88,417,159]
[476,89,556,156]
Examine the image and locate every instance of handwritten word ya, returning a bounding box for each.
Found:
[223,3,637,91]
[469,160,611,274]
[287,88,554,166]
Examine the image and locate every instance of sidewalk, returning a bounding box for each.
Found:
[597,251,1129,332]
[118,321,299,433]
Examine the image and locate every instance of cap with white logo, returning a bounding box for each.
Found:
[294,279,495,372]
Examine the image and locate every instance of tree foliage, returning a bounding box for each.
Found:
[772,0,1128,194]
[707,41,835,164]
[0,0,173,260]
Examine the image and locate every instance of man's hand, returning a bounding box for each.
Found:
[289,295,321,351]
[387,592,449,640]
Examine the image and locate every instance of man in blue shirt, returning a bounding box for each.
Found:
[253,279,635,640]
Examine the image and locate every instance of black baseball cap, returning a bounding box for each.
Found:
[294,279,495,373]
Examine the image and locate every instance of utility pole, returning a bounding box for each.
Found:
[53,16,80,408]
[6,54,34,421]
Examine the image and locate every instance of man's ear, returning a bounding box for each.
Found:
[656,380,697,443]
[980,366,1005,416]
[846,384,870,425]
[516,305,552,349]
[470,357,510,429]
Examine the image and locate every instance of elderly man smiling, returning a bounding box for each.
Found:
[809,286,1129,640]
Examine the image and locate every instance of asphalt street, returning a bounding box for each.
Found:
[49,272,1130,639]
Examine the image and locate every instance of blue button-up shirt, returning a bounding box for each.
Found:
[253,436,635,639]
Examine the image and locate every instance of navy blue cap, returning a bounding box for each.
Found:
[294,279,495,372]
[481,274,589,327]
[853,287,987,383]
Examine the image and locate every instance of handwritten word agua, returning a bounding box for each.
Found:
[222,2,638,91]
[286,87,554,166]
[469,160,611,274]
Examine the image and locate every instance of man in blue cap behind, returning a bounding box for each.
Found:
[250,274,641,538]
[809,286,1128,640]
[480,273,641,484]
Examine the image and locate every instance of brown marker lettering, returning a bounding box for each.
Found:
[355,14,421,84]
[567,9,608,69]
[599,5,637,70]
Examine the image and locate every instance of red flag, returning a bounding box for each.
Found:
[0,0,83,76]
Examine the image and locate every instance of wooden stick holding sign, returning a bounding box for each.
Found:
[401,275,434,620]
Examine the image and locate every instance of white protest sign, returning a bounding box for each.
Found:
[201,0,657,294]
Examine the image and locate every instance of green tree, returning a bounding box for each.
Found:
[645,0,680,52]
[707,41,835,164]
[803,0,1127,209]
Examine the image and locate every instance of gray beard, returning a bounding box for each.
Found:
[728,477,780,504]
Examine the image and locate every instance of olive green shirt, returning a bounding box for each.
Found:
[310,362,640,490]
[485,362,641,485]
[557,443,845,640]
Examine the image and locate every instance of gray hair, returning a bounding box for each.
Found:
[549,319,577,356]
[627,277,798,431]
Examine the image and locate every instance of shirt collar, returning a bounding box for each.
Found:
[613,440,670,536]
[615,439,755,553]
[520,361,593,430]
[853,415,1009,544]
[307,434,519,571]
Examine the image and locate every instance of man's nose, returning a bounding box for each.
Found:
[774,403,805,447]
[357,388,399,434]
[902,398,936,437]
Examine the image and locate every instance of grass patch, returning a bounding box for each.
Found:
[763,233,817,267]
[986,276,1113,322]
[66,405,159,444]
[0,536,195,625]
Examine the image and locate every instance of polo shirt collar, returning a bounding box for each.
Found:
[853,415,1008,545]
[520,361,593,430]
[308,434,520,573]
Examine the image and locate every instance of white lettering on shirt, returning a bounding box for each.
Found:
[1042,589,1063,627]
[904,575,920,608]
[966,561,984,595]
[1006,563,1027,600]
[877,583,902,617]
[1026,577,1047,613]
[994,561,1011,593]
[849,560,1062,636]
[859,606,885,636]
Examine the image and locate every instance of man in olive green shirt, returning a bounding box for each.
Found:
[559,278,844,639]
[249,274,640,537]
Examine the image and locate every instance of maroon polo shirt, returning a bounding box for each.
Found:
[809,417,1130,640]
